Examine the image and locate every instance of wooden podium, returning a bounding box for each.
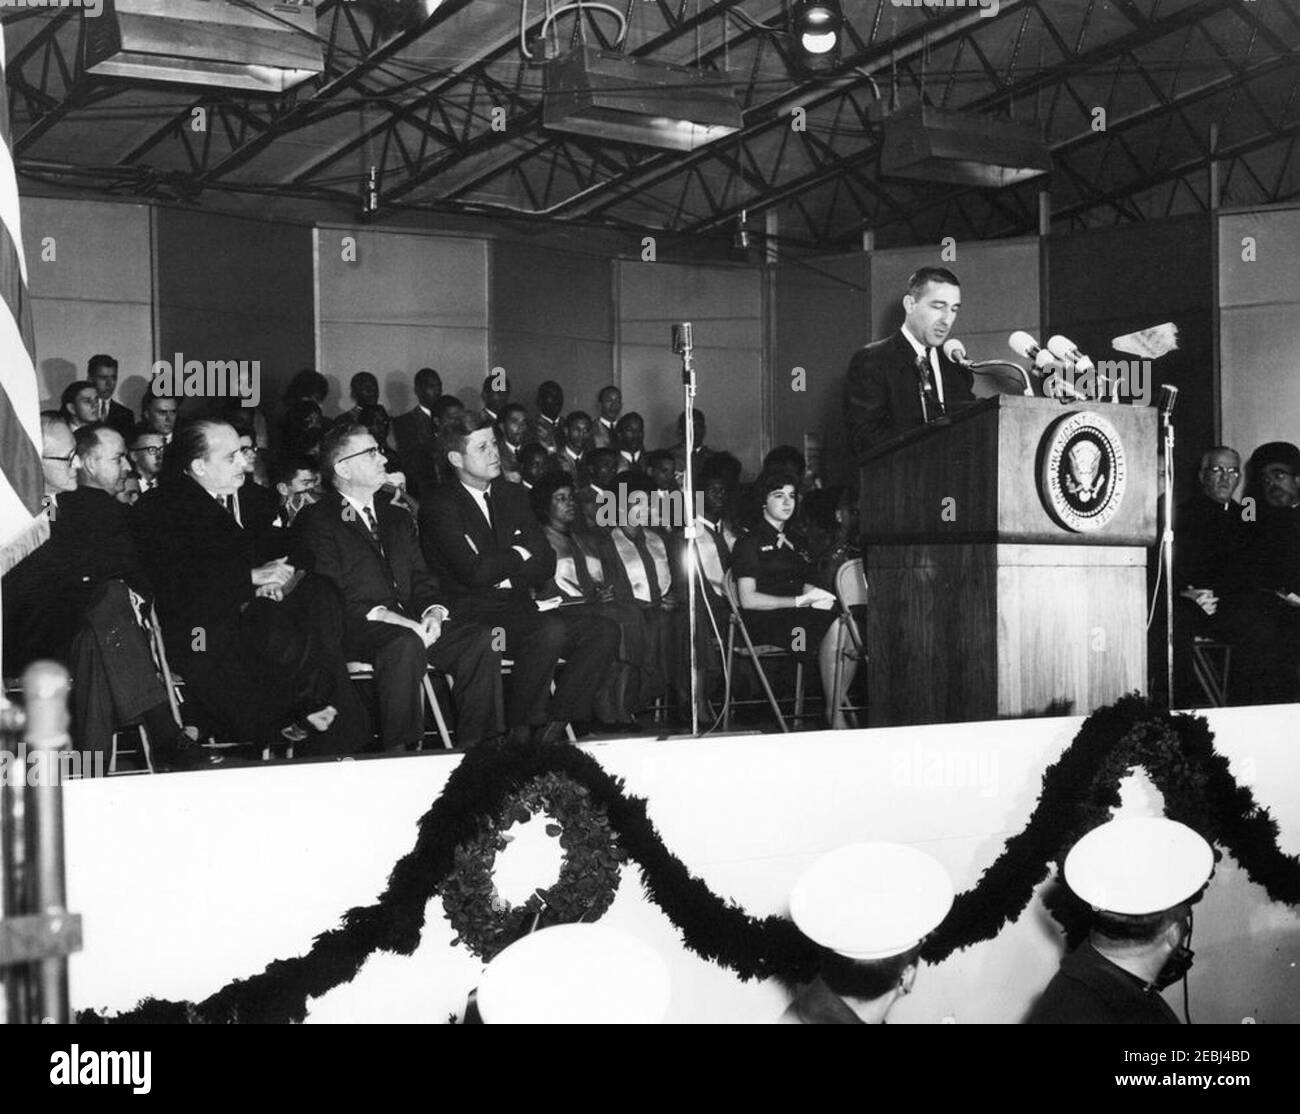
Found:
[860,395,1157,726]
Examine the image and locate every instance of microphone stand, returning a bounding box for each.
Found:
[967,359,1034,397]
[1161,398,1177,708]
[679,338,701,738]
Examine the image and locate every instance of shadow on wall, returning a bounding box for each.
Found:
[38,357,76,410]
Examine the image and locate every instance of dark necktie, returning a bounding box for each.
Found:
[362,505,385,557]
[221,494,235,517]
[918,349,946,418]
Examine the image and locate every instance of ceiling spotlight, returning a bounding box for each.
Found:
[792,0,843,67]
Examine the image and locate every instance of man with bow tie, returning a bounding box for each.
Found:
[843,267,974,461]
[297,421,503,751]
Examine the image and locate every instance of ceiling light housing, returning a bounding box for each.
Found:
[881,104,1052,188]
[84,0,325,94]
[791,0,843,71]
[543,47,742,153]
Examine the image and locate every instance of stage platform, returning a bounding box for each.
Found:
[62,705,1300,1024]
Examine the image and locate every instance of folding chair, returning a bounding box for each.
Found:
[346,661,454,750]
[831,558,869,727]
[1189,637,1231,708]
[718,571,803,733]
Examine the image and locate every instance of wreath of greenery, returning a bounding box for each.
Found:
[78,696,1300,1024]
[441,772,625,961]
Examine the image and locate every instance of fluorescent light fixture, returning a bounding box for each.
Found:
[881,104,1052,188]
[543,47,742,153]
[84,0,324,94]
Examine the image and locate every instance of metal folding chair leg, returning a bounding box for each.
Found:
[420,672,454,750]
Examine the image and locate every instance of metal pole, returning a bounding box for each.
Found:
[0,696,31,1024]
[682,345,700,738]
[23,661,73,1023]
[1164,420,1176,708]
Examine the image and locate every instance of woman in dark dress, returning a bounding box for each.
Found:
[732,471,857,729]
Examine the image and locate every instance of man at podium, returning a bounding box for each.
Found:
[843,266,974,458]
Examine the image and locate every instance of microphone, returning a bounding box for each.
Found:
[1159,383,1179,418]
[1046,334,1096,374]
[671,322,693,355]
[1009,331,1057,377]
[1009,330,1044,362]
[942,338,972,367]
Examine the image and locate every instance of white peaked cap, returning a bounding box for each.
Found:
[1064,817,1214,915]
[476,924,671,1024]
[790,842,955,961]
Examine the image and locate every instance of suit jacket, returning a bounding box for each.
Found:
[529,414,564,454]
[101,400,135,442]
[235,479,289,564]
[593,417,617,449]
[419,477,556,610]
[392,406,439,496]
[843,331,974,461]
[131,475,257,663]
[296,489,443,640]
[1,488,150,674]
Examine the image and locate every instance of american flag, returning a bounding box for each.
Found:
[0,22,46,579]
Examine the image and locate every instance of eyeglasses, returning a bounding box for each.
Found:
[42,452,76,464]
[132,446,164,457]
[337,445,382,463]
[1204,467,1240,478]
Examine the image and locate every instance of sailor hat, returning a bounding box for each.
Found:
[476,923,671,1024]
[790,842,955,961]
[1064,817,1214,915]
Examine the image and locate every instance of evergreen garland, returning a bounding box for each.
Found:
[79,696,1300,1023]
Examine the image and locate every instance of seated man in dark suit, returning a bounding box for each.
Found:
[2,422,192,767]
[132,420,364,754]
[419,411,620,744]
[1173,446,1251,703]
[297,421,503,751]
[843,266,973,460]
[391,367,443,498]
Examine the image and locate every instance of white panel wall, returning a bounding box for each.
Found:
[1218,206,1300,459]
[616,261,765,475]
[19,198,154,414]
[315,227,490,417]
[64,705,1300,1024]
